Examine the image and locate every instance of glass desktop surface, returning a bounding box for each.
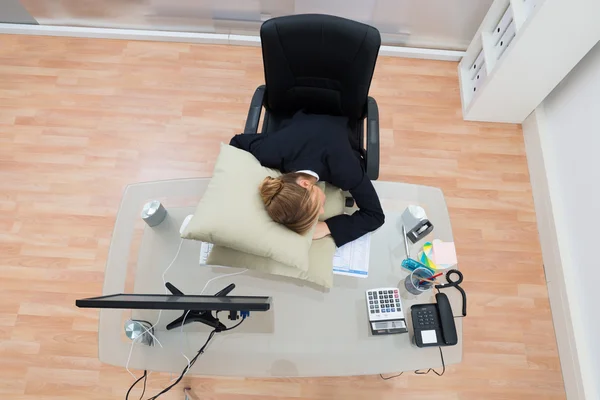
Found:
[99,178,462,377]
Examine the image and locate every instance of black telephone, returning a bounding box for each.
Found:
[411,293,458,347]
[410,269,466,348]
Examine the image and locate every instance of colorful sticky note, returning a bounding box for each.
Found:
[432,240,457,266]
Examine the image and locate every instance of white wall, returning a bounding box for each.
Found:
[18,0,492,50]
[523,41,600,400]
[296,0,494,49]
[0,0,37,24]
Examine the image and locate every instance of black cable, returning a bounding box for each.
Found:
[146,330,216,400]
[414,347,446,376]
[221,317,245,331]
[379,346,446,380]
[139,371,147,400]
[125,370,147,400]
[145,317,246,400]
[379,372,403,380]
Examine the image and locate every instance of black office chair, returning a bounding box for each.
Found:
[243,14,382,180]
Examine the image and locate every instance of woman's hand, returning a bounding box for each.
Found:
[313,221,331,240]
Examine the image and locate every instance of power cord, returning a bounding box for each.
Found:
[124,317,246,399]
[379,346,446,381]
[145,317,246,400]
[145,330,216,400]
[139,371,147,400]
[123,236,247,396]
[125,238,247,382]
[175,268,248,382]
[125,370,147,400]
[221,317,246,331]
[379,372,403,380]
[125,239,186,380]
[414,346,446,376]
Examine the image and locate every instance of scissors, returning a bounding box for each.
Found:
[435,269,467,317]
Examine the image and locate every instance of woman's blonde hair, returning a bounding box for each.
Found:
[259,172,320,235]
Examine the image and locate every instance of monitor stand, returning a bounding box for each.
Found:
[164,282,237,332]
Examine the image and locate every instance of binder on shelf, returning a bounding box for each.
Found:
[471,66,488,95]
[459,0,598,123]
[491,6,514,45]
[468,50,485,80]
[493,21,516,60]
[521,0,539,22]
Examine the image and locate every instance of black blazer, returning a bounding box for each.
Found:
[230,111,384,247]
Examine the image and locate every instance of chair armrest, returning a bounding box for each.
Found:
[244,85,265,134]
[365,96,380,180]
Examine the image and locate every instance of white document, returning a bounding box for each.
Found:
[332,233,371,278]
[199,242,213,265]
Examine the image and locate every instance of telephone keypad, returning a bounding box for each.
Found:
[415,309,438,328]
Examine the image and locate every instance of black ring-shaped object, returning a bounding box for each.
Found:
[435,269,467,317]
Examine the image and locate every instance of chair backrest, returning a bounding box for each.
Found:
[260,14,381,121]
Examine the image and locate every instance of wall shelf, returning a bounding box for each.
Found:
[458,0,600,123]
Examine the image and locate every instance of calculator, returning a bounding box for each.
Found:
[365,288,408,335]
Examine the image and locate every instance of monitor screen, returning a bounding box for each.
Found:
[76,293,271,311]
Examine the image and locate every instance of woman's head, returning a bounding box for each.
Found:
[259,172,326,235]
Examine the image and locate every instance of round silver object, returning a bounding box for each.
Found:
[124,319,154,346]
[141,200,167,227]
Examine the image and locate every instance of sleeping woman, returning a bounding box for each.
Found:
[230,111,385,247]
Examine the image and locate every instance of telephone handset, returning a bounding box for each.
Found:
[411,269,466,348]
[411,293,458,347]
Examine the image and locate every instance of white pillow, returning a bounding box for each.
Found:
[207,181,346,289]
[182,144,314,271]
[208,237,337,289]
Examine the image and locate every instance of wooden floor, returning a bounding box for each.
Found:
[0,35,565,399]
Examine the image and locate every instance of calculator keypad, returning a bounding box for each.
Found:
[366,288,403,319]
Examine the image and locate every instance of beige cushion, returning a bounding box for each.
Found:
[182,144,314,271]
[207,182,346,289]
[318,181,345,221]
[208,237,337,289]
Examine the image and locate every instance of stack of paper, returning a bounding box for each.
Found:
[418,239,457,270]
[333,233,371,278]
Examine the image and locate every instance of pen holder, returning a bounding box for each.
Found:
[404,267,434,295]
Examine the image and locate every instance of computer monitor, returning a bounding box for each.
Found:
[75,293,271,312]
